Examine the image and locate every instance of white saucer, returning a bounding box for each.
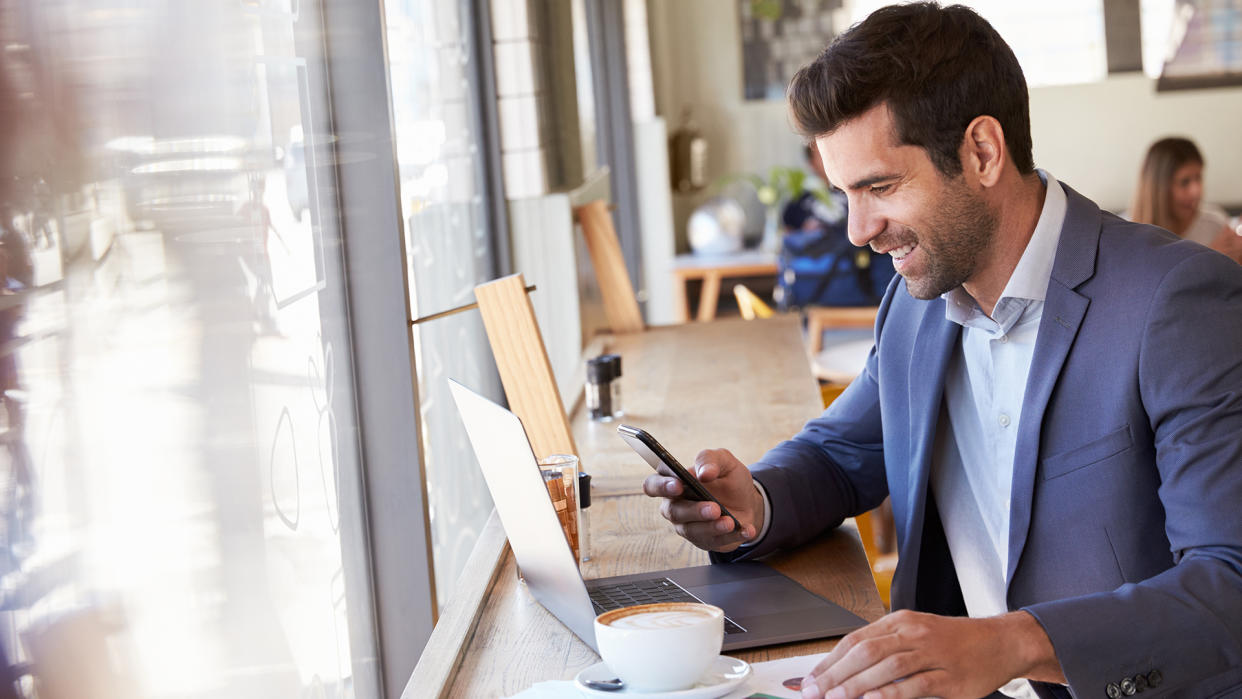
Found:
[574,655,751,698]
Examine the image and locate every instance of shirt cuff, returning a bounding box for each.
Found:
[737,480,772,548]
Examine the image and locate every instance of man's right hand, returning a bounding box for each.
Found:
[640,448,765,553]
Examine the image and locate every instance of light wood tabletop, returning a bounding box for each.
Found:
[406,316,885,698]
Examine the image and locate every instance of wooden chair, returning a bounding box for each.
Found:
[805,306,879,354]
[573,200,644,334]
[803,305,877,408]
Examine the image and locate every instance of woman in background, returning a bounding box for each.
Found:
[1130,136,1241,262]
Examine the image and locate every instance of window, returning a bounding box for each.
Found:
[846,0,1109,87]
[385,0,504,610]
[0,1,427,697]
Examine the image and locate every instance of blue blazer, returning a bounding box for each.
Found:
[727,183,1242,698]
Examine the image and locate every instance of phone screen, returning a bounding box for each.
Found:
[616,424,742,529]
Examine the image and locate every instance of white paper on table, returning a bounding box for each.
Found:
[721,652,829,698]
[504,652,829,699]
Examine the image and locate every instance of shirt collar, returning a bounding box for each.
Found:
[943,170,1067,326]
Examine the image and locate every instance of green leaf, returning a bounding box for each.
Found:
[750,0,783,21]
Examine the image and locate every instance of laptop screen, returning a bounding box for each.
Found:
[448,379,600,648]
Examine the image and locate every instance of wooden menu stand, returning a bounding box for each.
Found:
[473,273,578,461]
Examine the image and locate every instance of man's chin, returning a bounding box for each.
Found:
[901,275,954,301]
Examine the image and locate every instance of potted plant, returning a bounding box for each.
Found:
[722,166,842,253]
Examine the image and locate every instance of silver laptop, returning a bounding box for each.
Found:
[448,379,866,651]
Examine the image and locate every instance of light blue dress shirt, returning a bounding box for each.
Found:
[932,170,1066,698]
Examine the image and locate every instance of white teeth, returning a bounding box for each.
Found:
[889,244,915,259]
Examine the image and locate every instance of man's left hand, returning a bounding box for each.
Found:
[800,609,1064,699]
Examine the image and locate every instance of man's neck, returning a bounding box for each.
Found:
[962,172,1048,317]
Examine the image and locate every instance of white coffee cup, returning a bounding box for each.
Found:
[593,602,724,692]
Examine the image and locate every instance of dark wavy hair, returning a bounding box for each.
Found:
[787,3,1034,178]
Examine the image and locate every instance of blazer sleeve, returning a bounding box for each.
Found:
[715,302,892,563]
[1024,250,1242,697]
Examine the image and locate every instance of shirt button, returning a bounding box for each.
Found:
[998,413,1011,427]
[999,334,1009,343]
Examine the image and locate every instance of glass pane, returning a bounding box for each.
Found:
[384,1,501,610]
[0,1,380,697]
[1142,0,1178,78]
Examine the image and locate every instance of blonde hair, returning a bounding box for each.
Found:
[1130,137,1203,233]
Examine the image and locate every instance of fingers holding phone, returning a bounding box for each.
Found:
[689,448,765,550]
[627,432,765,552]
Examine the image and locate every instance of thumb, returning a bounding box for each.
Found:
[695,460,723,482]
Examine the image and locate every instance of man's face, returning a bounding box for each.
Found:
[816,104,997,300]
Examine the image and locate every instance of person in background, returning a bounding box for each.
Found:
[1130,136,1242,263]
[782,144,848,234]
[777,144,897,309]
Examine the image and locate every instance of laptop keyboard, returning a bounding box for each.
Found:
[588,577,746,634]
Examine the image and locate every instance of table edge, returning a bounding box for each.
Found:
[403,509,508,699]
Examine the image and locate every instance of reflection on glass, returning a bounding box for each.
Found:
[0,1,378,697]
[385,1,501,610]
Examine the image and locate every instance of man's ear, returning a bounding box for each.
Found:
[961,115,1006,188]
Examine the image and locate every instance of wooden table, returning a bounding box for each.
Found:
[405,317,884,698]
[671,250,778,323]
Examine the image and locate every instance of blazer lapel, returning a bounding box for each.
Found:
[893,299,960,600]
[1006,184,1100,589]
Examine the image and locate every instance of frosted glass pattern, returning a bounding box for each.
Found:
[385,0,502,611]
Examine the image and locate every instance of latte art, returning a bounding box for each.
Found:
[608,609,713,630]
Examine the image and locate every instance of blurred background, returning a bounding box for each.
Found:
[0,1,1237,698]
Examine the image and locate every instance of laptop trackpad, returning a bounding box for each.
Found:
[687,577,833,616]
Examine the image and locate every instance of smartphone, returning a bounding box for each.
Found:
[616,424,742,529]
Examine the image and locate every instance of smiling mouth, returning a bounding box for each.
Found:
[887,243,916,260]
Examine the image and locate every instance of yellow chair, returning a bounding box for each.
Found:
[732,283,774,320]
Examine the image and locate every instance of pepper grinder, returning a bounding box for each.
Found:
[602,353,623,419]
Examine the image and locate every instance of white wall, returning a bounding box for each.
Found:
[648,0,1242,233]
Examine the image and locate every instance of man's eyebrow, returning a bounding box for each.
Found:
[845,173,900,191]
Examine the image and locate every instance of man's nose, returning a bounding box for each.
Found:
[847,200,884,248]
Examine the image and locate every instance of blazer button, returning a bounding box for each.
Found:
[1107,682,1122,699]
[1134,673,1148,692]
[1121,677,1136,695]
[1147,670,1162,688]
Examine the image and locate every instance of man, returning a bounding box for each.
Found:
[644,4,1242,699]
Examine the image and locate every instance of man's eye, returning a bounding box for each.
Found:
[870,184,892,195]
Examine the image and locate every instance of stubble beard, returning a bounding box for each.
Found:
[899,180,998,300]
